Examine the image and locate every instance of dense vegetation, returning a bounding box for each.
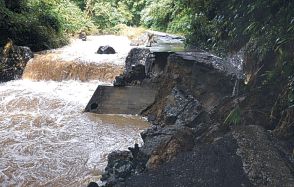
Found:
[1,0,293,136]
[0,0,100,51]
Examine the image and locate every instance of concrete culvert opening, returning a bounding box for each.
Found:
[90,103,98,110]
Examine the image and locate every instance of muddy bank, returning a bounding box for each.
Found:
[100,46,294,186]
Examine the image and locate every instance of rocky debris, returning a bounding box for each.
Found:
[113,75,126,87]
[125,48,152,75]
[120,125,294,187]
[127,64,146,83]
[142,126,194,169]
[101,126,195,186]
[113,48,173,87]
[124,133,252,187]
[102,50,242,186]
[97,45,116,54]
[79,31,87,41]
[162,87,202,126]
[0,40,33,82]
[113,48,153,86]
[101,149,148,186]
[101,88,203,185]
[101,151,134,186]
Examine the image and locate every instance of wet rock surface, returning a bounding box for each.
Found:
[0,40,33,82]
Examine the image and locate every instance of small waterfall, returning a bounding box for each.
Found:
[22,35,132,82]
[22,55,124,82]
[226,50,245,97]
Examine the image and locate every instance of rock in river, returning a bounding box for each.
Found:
[0,39,33,82]
[97,45,116,54]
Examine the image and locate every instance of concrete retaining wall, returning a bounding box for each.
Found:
[85,86,157,114]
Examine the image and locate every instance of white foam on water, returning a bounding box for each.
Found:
[56,35,133,65]
[0,80,147,186]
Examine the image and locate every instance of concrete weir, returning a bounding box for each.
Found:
[84,86,157,114]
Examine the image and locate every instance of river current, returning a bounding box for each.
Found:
[0,36,148,186]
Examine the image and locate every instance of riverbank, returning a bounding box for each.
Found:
[99,34,294,186]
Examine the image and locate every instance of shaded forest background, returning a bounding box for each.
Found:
[0,0,293,138]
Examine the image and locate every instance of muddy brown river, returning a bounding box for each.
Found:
[0,36,149,186]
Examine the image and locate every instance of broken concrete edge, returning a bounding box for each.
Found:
[174,51,243,79]
[84,85,158,115]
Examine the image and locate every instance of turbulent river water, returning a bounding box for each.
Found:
[0,36,148,186]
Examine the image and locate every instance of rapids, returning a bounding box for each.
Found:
[0,36,148,186]
[23,35,132,82]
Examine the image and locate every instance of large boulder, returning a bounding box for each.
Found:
[101,148,148,186]
[97,45,116,54]
[0,40,33,82]
[101,151,134,186]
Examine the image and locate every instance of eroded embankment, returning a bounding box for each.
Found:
[100,47,294,186]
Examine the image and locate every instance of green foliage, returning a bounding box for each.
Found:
[186,0,293,55]
[71,0,86,10]
[224,105,241,125]
[86,0,147,31]
[0,0,97,51]
[92,1,132,30]
[140,0,190,34]
[26,0,96,34]
[0,1,64,50]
